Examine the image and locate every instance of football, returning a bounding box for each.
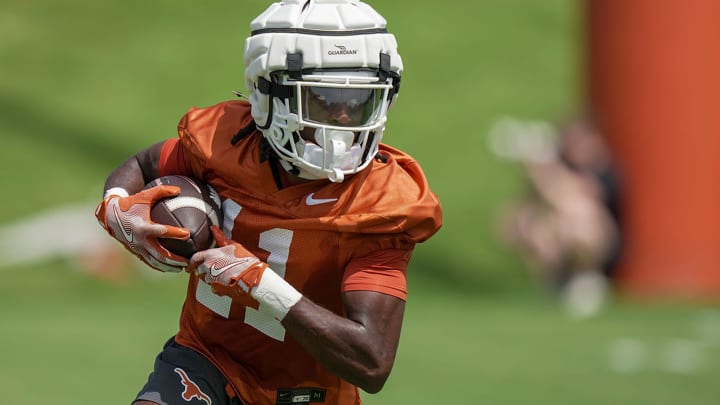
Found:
[144,175,223,259]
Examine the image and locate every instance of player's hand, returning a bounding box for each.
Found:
[95,186,191,272]
[188,226,269,296]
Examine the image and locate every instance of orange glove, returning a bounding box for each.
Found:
[95,186,190,272]
[187,226,269,296]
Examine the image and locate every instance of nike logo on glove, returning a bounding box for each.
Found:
[113,205,134,243]
[208,257,256,277]
[209,261,239,277]
[305,193,338,206]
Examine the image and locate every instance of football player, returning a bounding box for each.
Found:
[95,1,442,404]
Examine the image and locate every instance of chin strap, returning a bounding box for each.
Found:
[278,159,301,177]
[278,157,344,183]
[328,168,344,183]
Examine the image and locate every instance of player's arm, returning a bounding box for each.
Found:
[102,142,165,194]
[189,227,405,393]
[95,141,190,272]
[283,290,404,394]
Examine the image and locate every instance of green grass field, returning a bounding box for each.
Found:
[1,1,719,404]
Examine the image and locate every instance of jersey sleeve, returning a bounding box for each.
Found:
[342,248,413,300]
[158,138,191,176]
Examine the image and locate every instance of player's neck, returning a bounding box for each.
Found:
[275,161,322,188]
[281,170,312,186]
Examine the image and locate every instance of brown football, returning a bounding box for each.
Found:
[144,175,222,258]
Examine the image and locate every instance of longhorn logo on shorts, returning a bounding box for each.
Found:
[174,367,212,405]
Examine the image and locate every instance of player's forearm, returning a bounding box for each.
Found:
[103,156,146,196]
[282,297,399,394]
[103,143,164,195]
[190,232,401,393]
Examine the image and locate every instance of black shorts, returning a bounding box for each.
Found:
[134,337,242,405]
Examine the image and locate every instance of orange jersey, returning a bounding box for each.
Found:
[157,100,442,405]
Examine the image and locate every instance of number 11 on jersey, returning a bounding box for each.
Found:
[195,199,294,341]
[245,228,293,341]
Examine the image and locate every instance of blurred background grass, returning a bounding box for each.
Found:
[1,0,719,404]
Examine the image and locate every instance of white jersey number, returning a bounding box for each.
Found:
[195,200,293,341]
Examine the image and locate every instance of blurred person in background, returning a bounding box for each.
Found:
[93,1,442,404]
[491,115,622,316]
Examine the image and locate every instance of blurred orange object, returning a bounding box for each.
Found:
[586,0,720,298]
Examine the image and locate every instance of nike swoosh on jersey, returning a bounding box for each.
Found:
[305,193,338,206]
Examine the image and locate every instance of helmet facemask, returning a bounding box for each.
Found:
[263,69,395,182]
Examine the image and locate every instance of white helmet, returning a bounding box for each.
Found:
[244,0,403,182]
